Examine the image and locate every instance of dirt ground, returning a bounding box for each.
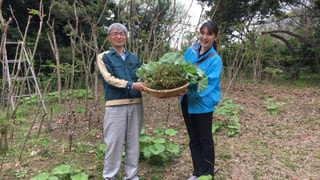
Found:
[140,82,320,179]
[1,81,320,179]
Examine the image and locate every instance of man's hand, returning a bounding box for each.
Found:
[133,82,146,92]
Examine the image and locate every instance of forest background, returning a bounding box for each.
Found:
[0,0,319,179]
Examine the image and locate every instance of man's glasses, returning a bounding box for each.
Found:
[109,32,126,37]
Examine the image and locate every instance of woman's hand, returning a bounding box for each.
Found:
[177,88,188,96]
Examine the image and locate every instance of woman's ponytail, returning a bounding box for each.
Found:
[213,40,217,51]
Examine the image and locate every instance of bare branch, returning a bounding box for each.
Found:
[262,30,318,47]
[30,0,45,62]
[8,5,24,40]
[210,0,220,19]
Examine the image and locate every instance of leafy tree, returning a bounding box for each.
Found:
[199,0,299,40]
[198,0,319,81]
[261,0,320,78]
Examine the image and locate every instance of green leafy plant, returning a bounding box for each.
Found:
[95,128,180,166]
[213,97,244,137]
[14,169,28,179]
[139,128,180,165]
[31,164,88,180]
[95,143,107,160]
[198,175,213,180]
[263,98,285,114]
[96,143,126,161]
[22,89,93,105]
[263,67,284,79]
[136,52,208,92]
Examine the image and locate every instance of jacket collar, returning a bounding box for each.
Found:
[192,43,217,61]
[109,47,130,57]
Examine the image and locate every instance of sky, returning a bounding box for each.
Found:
[177,0,208,25]
[113,0,206,25]
[178,0,200,22]
[172,0,209,49]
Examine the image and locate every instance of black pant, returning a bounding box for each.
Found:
[181,95,215,177]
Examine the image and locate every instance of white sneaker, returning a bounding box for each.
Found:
[188,175,198,180]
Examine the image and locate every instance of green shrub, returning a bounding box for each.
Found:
[139,128,180,165]
[213,97,244,137]
[31,164,88,180]
[263,98,285,115]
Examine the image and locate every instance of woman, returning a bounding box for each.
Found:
[181,20,223,180]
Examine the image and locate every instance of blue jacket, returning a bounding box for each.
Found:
[97,48,142,106]
[181,44,222,114]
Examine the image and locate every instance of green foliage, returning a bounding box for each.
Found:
[95,143,106,160]
[94,128,180,166]
[139,128,180,165]
[0,112,17,156]
[31,172,50,180]
[95,142,126,161]
[38,60,88,92]
[52,165,73,175]
[136,52,208,92]
[70,173,89,180]
[263,98,285,114]
[21,89,93,105]
[27,8,40,15]
[32,164,88,180]
[165,129,178,136]
[213,97,244,137]
[263,67,284,79]
[0,141,6,155]
[0,78,3,93]
[206,0,298,37]
[14,169,29,179]
[198,175,213,180]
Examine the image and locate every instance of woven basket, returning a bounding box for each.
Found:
[145,83,190,99]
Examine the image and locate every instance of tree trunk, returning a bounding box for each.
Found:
[46,19,62,103]
[268,33,298,79]
[92,23,99,103]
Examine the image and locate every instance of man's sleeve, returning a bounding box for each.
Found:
[97,51,131,89]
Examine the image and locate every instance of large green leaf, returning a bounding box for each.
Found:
[158,52,185,64]
[149,144,165,155]
[197,77,208,93]
[151,138,166,144]
[48,177,59,180]
[166,143,180,154]
[165,129,178,136]
[71,173,89,180]
[52,164,71,175]
[142,147,152,158]
[153,129,164,135]
[139,135,151,142]
[31,172,50,180]
[198,175,213,180]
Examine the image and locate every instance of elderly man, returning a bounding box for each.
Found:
[98,22,146,180]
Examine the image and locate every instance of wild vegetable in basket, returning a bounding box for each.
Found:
[136,52,208,92]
